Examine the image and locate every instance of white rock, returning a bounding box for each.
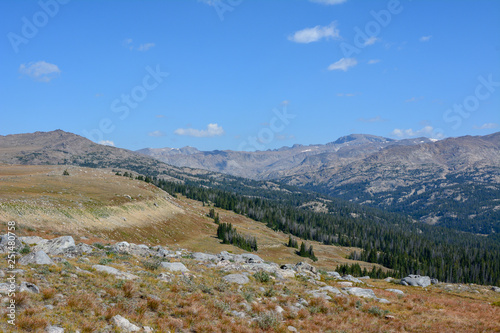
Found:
[19,282,40,293]
[19,250,55,265]
[111,315,141,332]
[33,236,75,256]
[342,287,377,299]
[223,274,249,285]
[45,326,64,333]
[92,265,139,280]
[160,262,189,272]
[386,288,405,295]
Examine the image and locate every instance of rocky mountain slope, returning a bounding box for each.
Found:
[137,134,433,180]
[138,132,500,234]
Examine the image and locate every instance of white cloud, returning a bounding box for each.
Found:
[357,116,387,123]
[174,123,225,138]
[419,35,432,42]
[337,92,357,97]
[138,43,155,51]
[368,59,380,64]
[391,126,444,139]
[19,61,60,82]
[148,130,166,137]
[328,57,357,71]
[288,22,340,44]
[473,123,499,129]
[363,36,378,46]
[124,39,155,51]
[309,0,347,5]
[99,140,115,146]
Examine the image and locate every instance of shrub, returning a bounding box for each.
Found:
[256,311,280,330]
[367,306,389,317]
[141,259,161,271]
[253,271,270,283]
[20,245,31,254]
[122,281,135,298]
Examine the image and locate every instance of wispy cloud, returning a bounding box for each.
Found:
[155,115,166,118]
[174,123,225,138]
[19,61,61,82]
[148,130,166,137]
[357,116,387,123]
[391,125,444,139]
[419,35,432,42]
[473,123,498,130]
[99,140,115,146]
[368,59,380,65]
[123,39,155,51]
[309,0,347,5]
[328,57,357,71]
[337,92,357,97]
[288,22,340,44]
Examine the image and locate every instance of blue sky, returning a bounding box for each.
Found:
[1,0,499,151]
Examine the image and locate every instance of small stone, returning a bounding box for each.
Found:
[111,315,141,332]
[288,326,298,332]
[45,326,64,333]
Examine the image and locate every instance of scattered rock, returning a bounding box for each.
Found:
[45,326,64,333]
[33,236,75,256]
[92,265,139,280]
[192,252,218,262]
[157,272,174,282]
[341,275,363,283]
[160,262,189,272]
[223,274,250,285]
[19,282,40,293]
[492,286,500,293]
[401,275,431,287]
[342,287,376,299]
[431,278,439,285]
[386,289,405,295]
[19,250,55,265]
[111,315,141,332]
[295,262,317,275]
[386,288,405,295]
[384,277,394,282]
[0,283,13,295]
[378,298,391,304]
[338,281,353,287]
[327,271,341,278]
[0,233,23,252]
[19,236,47,246]
[241,253,264,263]
[288,326,298,332]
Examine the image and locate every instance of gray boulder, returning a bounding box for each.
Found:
[33,236,75,256]
[491,286,500,293]
[45,326,64,333]
[160,262,189,272]
[19,250,55,265]
[192,252,219,262]
[19,236,47,246]
[295,262,318,275]
[0,233,23,252]
[92,265,139,280]
[401,275,431,287]
[386,288,404,295]
[431,278,439,285]
[326,271,341,278]
[342,287,376,299]
[111,315,141,332]
[19,282,40,293]
[223,273,249,285]
[241,253,264,263]
[341,275,363,283]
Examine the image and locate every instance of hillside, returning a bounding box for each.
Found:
[1,165,499,332]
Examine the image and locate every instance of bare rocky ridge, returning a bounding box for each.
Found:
[138,132,500,234]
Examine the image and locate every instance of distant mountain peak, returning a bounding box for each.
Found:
[332,134,394,145]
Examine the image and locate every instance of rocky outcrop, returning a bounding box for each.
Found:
[92,265,139,280]
[223,274,250,285]
[401,275,432,287]
[19,250,55,265]
[33,236,75,256]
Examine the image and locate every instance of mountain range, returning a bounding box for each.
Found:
[137,132,500,235]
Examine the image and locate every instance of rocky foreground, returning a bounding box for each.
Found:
[1,234,499,332]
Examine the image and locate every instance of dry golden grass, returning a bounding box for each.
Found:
[1,164,499,332]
